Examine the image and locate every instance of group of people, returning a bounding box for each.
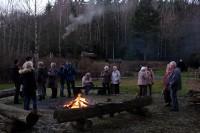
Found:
[81,65,121,95]
[163,61,182,112]
[11,57,121,112]
[11,57,77,112]
[11,57,181,112]
[137,66,154,96]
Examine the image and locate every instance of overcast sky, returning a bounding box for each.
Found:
[0,0,56,14]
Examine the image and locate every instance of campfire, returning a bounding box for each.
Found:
[63,94,90,109]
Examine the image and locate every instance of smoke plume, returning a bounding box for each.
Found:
[62,4,104,39]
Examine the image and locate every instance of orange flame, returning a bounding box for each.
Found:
[64,93,89,109]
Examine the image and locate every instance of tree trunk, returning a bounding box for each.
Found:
[54,96,152,123]
[0,88,15,98]
[0,103,39,132]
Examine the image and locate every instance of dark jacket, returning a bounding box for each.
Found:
[48,68,58,88]
[64,64,76,81]
[101,70,111,84]
[21,69,37,95]
[58,67,65,83]
[36,68,48,85]
[168,68,182,90]
[11,65,21,83]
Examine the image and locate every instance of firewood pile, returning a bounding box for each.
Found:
[188,88,200,105]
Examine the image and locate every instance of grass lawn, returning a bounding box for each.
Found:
[0,83,14,90]
[0,74,196,97]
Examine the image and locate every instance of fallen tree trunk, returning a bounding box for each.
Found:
[0,88,16,98]
[0,103,39,132]
[54,96,152,123]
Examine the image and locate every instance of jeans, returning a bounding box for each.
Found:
[38,83,46,98]
[66,80,77,97]
[51,87,57,98]
[164,89,171,104]
[24,93,37,110]
[60,81,65,96]
[84,85,92,95]
[14,82,21,104]
[170,88,179,111]
[111,84,120,94]
[147,84,152,96]
[102,83,110,95]
[139,85,147,96]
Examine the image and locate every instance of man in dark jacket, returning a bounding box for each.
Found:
[168,61,182,112]
[11,59,21,104]
[58,64,65,97]
[64,61,77,97]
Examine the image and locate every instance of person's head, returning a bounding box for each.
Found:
[113,66,118,71]
[25,61,33,69]
[179,59,183,62]
[85,72,91,78]
[50,62,56,69]
[38,61,44,68]
[104,65,109,71]
[25,56,32,62]
[169,61,177,70]
[140,66,146,72]
[147,66,151,70]
[14,59,19,65]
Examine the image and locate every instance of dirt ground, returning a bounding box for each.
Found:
[0,93,200,133]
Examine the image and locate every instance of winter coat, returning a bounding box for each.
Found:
[64,64,76,81]
[20,69,37,96]
[146,69,154,85]
[111,70,121,84]
[11,64,21,83]
[82,76,93,87]
[163,71,171,90]
[101,70,111,84]
[137,70,148,86]
[36,68,48,85]
[58,67,65,84]
[168,68,182,90]
[48,68,58,88]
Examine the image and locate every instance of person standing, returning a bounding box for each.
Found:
[168,61,182,112]
[111,66,121,94]
[146,66,154,96]
[64,61,77,97]
[11,59,21,104]
[48,62,58,98]
[163,64,172,106]
[82,72,93,95]
[19,61,37,112]
[137,66,148,96]
[58,64,65,97]
[101,66,111,95]
[36,61,47,101]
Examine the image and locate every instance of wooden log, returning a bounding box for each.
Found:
[54,96,152,123]
[0,103,39,132]
[0,88,15,98]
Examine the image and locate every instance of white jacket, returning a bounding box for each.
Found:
[111,70,121,84]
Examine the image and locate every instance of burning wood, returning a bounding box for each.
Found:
[54,96,152,123]
[63,94,90,109]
